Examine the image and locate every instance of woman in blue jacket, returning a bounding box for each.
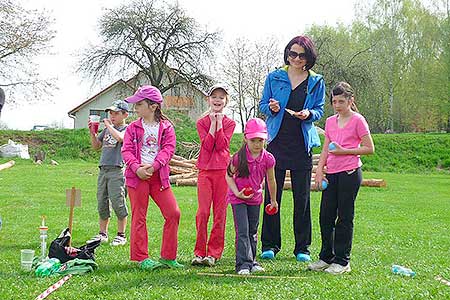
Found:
[259,35,325,262]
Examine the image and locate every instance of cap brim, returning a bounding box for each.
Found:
[245,132,267,140]
[105,106,120,112]
[208,86,229,96]
[125,95,145,103]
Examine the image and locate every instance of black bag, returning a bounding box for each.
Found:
[49,228,101,263]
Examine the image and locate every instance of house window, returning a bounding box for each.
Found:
[89,110,107,120]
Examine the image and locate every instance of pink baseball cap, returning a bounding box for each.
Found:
[244,118,268,140]
[125,85,163,104]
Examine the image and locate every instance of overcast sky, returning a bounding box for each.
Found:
[1,0,356,130]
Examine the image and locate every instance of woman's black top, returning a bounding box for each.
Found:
[267,78,312,170]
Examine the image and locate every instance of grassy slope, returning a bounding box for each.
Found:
[2,128,450,173]
[0,161,449,299]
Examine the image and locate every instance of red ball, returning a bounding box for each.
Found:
[243,187,253,196]
[265,204,278,215]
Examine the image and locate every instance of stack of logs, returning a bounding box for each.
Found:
[169,154,386,190]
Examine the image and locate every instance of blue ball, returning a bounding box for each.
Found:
[329,142,336,151]
[321,180,328,190]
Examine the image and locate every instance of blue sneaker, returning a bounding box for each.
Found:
[296,253,311,262]
[260,250,275,260]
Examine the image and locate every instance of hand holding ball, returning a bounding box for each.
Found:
[328,142,336,151]
[243,187,253,196]
[265,204,278,215]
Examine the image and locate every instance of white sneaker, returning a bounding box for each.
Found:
[237,269,250,275]
[307,260,331,271]
[191,256,203,266]
[324,263,351,275]
[87,233,108,244]
[251,264,265,273]
[202,256,216,267]
[110,235,126,246]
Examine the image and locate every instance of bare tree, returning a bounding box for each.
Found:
[78,0,219,93]
[0,0,55,104]
[222,37,280,131]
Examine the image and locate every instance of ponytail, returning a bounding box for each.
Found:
[227,143,250,178]
[144,100,173,125]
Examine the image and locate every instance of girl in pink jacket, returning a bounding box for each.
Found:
[122,85,183,270]
[191,84,236,267]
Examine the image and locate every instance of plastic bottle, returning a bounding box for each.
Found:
[329,142,336,151]
[35,258,61,277]
[39,216,48,259]
[391,265,415,277]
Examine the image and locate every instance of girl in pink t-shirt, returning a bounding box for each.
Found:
[308,82,374,275]
[225,118,278,274]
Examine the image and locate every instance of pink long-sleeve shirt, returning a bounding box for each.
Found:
[196,114,236,170]
[122,118,176,190]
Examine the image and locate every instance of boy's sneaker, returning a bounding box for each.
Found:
[307,260,330,271]
[251,263,265,273]
[237,268,250,275]
[202,256,216,267]
[324,263,351,275]
[159,258,185,269]
[260,250,275,260]
[191,256,204,266]
[296,253,311,262]
[110,235,126,246]
[86,232,108,244]
[140,258,163,271]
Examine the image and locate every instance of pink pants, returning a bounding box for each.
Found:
[194,169,228,259]
[128,172,181,261]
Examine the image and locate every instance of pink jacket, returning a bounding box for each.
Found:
[122,118,176,190]
[196,115,236,170]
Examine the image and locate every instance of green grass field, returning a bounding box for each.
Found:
[0,159,449,299]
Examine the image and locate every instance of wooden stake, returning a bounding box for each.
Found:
[68,187,76,247]
[197,272,306,280]
[435,276,450,287]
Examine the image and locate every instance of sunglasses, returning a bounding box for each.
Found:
[288,50,307,60]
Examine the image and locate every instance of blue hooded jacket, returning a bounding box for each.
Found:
[259,66,325,154]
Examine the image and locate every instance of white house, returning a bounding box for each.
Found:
[68,72,208,129]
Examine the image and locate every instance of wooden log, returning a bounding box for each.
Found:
[169,158,195,168]
[362,179,386,187]
[169,166,192,175]
[172,154,188,161]
[309,179,387,190]
[186,158,198,164]
[283,181,291,190]
[169,172,198,184]
[176,178,198,186]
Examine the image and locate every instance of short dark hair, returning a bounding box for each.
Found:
[284,35,317,70]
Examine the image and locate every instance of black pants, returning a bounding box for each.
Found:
[261,167,312,256]
[319,168,362,266]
